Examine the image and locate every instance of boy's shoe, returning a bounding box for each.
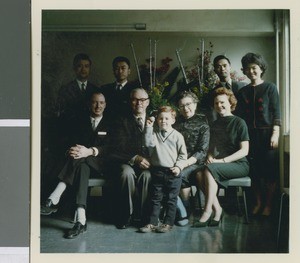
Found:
[139,224,157,233]
[156,224,173,233]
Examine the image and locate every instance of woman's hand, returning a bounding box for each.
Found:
[206,158,224,164]
[270,125,280,149]
[206,154,214,164]
[270,133,279,149]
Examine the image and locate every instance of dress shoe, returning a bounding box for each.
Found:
[41,199,58,215]
[209,209,224,227]
[65,222,87,239]
[193,212,212,228]
[116,216,131,229]
[156,224,173,233]
[139,224,157,233]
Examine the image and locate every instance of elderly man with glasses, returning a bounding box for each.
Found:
[107,88,152,229]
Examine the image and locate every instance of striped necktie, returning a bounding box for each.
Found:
[137,117,143,131]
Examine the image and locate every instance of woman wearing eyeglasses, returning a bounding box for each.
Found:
[173,91,210,222]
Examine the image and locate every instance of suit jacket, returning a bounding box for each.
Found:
[100,81,136,120]
[58,113,110,185]
[56,80,99,150]
[108,113,148,166]
[57,79,99,118]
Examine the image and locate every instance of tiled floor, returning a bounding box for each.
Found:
[40,195,289,253]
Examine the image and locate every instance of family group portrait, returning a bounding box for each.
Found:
[32,8,290,257]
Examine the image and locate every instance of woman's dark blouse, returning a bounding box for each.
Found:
[209,115,249,162]
[236,81,281,129]
[174,113,210,164]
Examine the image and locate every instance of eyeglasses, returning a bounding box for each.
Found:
[131,98,149,103]
[178,102,194,109]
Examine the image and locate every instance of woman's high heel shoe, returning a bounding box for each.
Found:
[209,209,224,227]
[193,212,212,228]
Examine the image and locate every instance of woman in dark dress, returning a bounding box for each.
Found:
[174,91,210,218]
[237,52,281,216]
[193,87,249,227]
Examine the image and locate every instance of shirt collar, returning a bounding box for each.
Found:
[133,113,146,122]
[77,79,88,89]
[116,81,127,88]
[90,115,103,122]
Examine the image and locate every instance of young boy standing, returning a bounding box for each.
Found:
[139,106,188,233]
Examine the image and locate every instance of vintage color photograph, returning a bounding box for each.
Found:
[31,1,300,262]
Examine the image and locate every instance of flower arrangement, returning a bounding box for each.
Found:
[135,41,246,115]
[139,57,177,115]
[147,81,173,115]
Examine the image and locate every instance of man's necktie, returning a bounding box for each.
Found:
[161,130,167,137]
[116,84,122,91]
[137,117,143,131]
[81,83,86,94]
[91,118,97,131]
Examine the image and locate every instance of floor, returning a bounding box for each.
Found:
[40,193,289,254]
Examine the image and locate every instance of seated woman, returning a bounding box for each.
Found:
[173,91,210,220]
[193,87,249,227]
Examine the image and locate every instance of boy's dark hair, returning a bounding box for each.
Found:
[112,56,131,69]
[73,53,92,67]
[241,52,267,77]
[213,55,231,67]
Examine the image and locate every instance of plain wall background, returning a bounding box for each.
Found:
[41,10,277,117]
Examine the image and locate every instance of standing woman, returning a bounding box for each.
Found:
[237,52,281,216]
[194,88,249,227]
[174,91,210,217]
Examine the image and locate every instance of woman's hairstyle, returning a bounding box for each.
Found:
[157,105,176,119]
[176,90,199,105]
[241,52,267,77]
[212,87,237,111]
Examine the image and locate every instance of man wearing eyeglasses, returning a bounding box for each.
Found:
[100,56,136,120]
[107,88,152,229]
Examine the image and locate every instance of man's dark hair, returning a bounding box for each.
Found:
[73,53,92,67]
[112,56,131,69]
[213,55,231,67]
[241,52,267,77]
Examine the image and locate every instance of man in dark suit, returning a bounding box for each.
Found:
[41,90,109,239]
[100,56,136,120]
[201,55,247,124]
[108,88,151,229]
[213,55,247,95]
[56,53,99,152]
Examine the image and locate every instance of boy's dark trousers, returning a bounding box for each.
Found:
[149,167,182,226]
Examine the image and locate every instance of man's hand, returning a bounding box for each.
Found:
[69,144,92,159]
[134,155,151,169]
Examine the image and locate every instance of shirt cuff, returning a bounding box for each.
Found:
[91,147,99,156]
